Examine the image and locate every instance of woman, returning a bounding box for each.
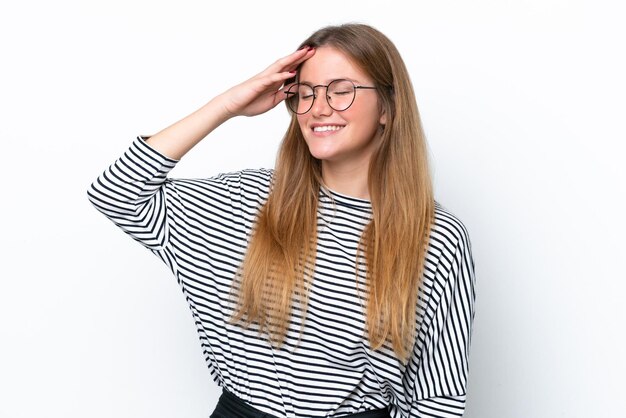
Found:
[89,23,476,418]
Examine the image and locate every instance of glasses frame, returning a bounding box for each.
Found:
[285,79,377,115]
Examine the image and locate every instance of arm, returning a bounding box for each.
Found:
[87,48,315,248]
[405,218,476,417]
[87,137,179,251]
[144,47,315,160]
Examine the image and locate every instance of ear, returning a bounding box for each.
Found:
[379,109,387,126]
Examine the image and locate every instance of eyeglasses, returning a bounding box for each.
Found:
[285,79,377,115]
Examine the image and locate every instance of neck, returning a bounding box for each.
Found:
[321,159,370,200]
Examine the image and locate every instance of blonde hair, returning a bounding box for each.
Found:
[232,23,434,362]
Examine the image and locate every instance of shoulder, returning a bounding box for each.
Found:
[212,168,275,188]
[173,168,274,190]
[428,202,473,267]
[166,168,275,207]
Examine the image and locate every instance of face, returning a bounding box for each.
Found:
[296,46,386,169]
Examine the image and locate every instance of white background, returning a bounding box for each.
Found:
[1,1,624,417]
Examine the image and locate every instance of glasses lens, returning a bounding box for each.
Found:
[327,80,356,111]
[286,83,315,114]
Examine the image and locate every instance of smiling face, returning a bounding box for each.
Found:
[296,46,386,170]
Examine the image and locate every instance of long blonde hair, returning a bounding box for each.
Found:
[232,23,434,362]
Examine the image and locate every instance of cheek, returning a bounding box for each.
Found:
[296,115,309,132]
[346,104,381,130]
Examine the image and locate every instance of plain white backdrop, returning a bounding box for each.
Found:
[1,1,624,417]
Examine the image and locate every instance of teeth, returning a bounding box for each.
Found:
[313,125,343,132]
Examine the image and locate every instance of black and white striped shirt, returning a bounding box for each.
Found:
[88,137,476,418]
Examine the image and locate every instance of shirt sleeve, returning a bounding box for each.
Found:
[87,136,180,251]
[404,222,476,418]
[87,136,274,278]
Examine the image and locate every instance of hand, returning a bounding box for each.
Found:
[218,47,315,118]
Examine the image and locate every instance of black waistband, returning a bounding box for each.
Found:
[210,389,391,418]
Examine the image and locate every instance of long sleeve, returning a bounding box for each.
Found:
[87,136,273,278]
[403,208,476,418]
[87,136,281,402]
[87,136,179,251]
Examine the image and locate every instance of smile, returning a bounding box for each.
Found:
[312,125,344,132]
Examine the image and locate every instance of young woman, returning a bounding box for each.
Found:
[89,23,476,418]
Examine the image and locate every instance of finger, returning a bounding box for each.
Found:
[272,82,297,106]
[262,47,315,76]
[286,47,316,71]
[254,70,297,91]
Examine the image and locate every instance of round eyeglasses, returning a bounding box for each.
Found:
[285,79,377,115]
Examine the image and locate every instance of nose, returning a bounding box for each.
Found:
[310,87,333,117]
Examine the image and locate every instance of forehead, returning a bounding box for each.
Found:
[298,46,371,83]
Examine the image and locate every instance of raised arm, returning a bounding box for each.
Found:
[145,46,315,160]
[88,47,314,251]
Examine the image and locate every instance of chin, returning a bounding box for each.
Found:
[305,145,339,162]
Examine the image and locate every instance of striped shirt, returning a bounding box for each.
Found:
[88,137,476,418]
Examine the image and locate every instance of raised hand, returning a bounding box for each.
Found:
[219,46,315,118]
[145,47,315,160]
